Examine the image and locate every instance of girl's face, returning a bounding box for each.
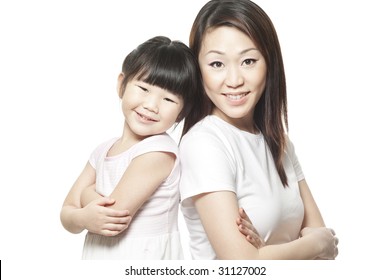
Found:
[119,78,183,139]
[198,26,267,132]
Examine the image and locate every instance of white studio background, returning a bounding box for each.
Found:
[1,0,388,278]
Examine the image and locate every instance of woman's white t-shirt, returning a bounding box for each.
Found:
[179,115,305,259]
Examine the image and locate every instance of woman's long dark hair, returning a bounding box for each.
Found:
[184,0,289,186]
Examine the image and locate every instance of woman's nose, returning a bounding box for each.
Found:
[225,66,243,88]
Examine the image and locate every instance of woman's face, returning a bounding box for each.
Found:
[198,26,267,132]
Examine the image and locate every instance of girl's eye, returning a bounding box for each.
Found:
[209,61,224,68]
[242,59,257,66]
[164,97,177,103]
[137,85,149,92]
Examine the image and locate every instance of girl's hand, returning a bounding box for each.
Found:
[80,184,98,208]
[81,197,132,236]
[236,208,265,249]
[300,227,339,259]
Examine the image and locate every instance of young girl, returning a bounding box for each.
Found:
[60,36,202,259]
[179,0,339,259]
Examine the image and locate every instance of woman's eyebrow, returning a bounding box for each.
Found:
[205,48,259,55]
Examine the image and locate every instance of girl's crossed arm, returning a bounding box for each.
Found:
[62,151,176,237]
[103,151,175,216]
[60,162,131,236]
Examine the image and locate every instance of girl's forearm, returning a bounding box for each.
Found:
[60,206,86,234]
[80,185,102,207]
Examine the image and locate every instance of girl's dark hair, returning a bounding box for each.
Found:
[119,36,203,123]
[185,0,289,186]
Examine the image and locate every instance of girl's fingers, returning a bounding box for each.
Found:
[106,208,131,217]
[101,223,129,236]
[106,216,132,227]
[100,229,122,237]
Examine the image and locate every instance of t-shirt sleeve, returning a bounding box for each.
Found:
[130,134,180,185]
[132,133,179,159]
[88,149,98,170]
[285,136,305,182]
[88,139,117,170]
[179,131,236,203]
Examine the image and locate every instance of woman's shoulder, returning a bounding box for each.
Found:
[179,117,242,160]
[182,116,229,139]
[284,134,297,154]
[181,117,223,145]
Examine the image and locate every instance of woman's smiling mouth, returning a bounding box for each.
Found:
[223,92,249,101]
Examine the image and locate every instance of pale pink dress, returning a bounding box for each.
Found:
[82,133,183,260]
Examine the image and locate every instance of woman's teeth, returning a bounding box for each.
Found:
[225,93,247,100]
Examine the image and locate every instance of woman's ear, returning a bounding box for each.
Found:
[117,73,124,98]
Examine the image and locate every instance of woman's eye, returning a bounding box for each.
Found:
[242,59,257,66]
[209,61,223,68]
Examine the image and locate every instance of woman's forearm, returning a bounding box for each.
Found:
[256,234,320,260]
[299,179,325,228]
[195,191,332,260]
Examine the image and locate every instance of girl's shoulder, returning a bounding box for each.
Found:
[141,133,177,147]
[90,137,119,156]
[134,133,179,157]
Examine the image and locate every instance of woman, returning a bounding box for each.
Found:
[179,0,339,260]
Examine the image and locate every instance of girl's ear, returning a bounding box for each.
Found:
[117,73,124,98]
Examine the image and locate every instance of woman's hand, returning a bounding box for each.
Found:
[236,208,265,249]
[300,227,339,259]
[81,197,132,236]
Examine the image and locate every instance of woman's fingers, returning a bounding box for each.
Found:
[237,208,265,249]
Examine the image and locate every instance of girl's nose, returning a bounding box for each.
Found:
[143,96,159,114]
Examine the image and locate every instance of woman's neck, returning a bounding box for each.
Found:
[211,110,258,134]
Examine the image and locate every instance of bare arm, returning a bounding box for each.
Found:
[194,191,337,259]
[299,179,325,228]
[60,162,131,235]
[80,184,102,207]
[298,179,339,258]
[60,162,96,233]
[104,151,176,216]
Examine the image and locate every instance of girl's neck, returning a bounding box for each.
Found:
[107,124,148,157]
